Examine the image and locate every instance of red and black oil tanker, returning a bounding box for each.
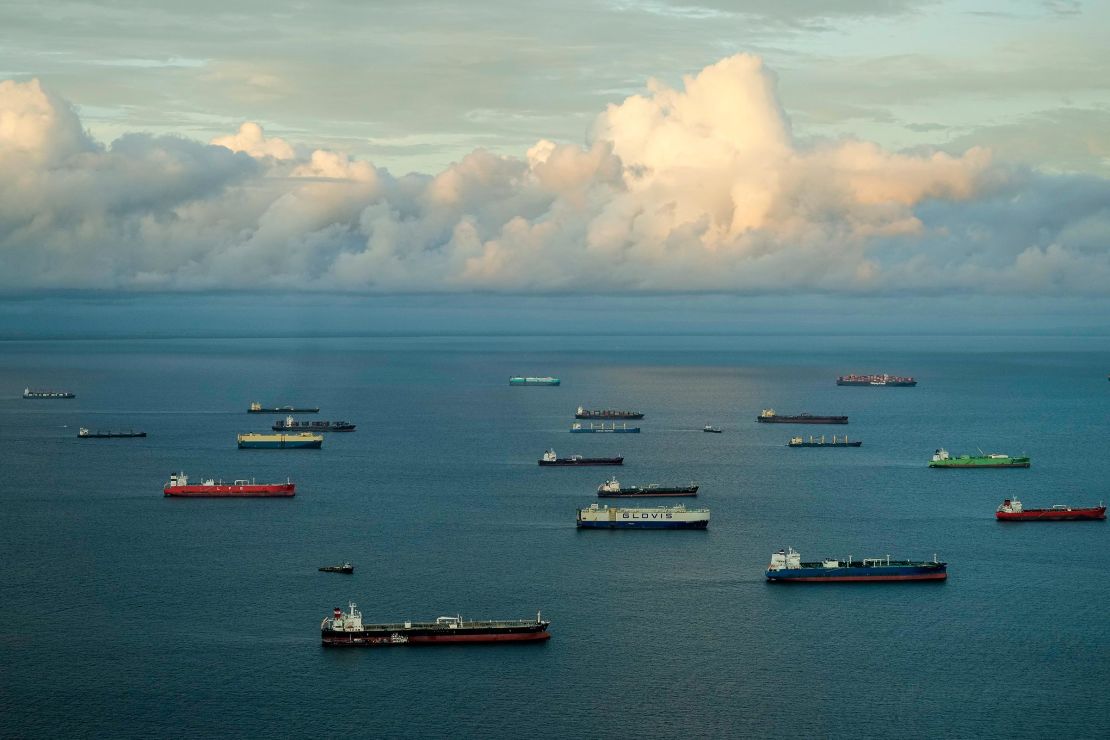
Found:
[321,602,551,646]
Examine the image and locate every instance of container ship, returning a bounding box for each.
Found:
[509,376,560,386]
[597,477,698,497]
[570,422,640,433]
[248,402,319,413]
[321,602,551,646]
[237,432,323,449]
[272,416,355,432]
[576,503,709,529]
[757,409,848,424]
[23,388,75,399]
[929,449,1029,468]
[538,449,623,466]
[788,435,861,448]
[78,428,146,438]
[163,472,295,497]
[996,498,1106,521]
[575,406,644,420]
[837,374,917,387]
[766,548,947,582]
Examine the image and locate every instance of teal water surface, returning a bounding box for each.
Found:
[2,335,1109,739]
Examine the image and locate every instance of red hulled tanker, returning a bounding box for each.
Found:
[996,499,1106,521]
[163,472,295,497]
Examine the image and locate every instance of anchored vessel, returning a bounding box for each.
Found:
[996,499,1106,521]
[703,425,723,433]
[837,374,917,387]
[757,409,848,424]
[575,406,644,420]
[766,548,947,582]
[237,432,323,449]
[23,388,74,399]
[272,416,355,432]
[163,472,295,497]
[570,422,640,433]
[78,428,146,438]
[788,435,861,448]
[538,449,623,466]
[248,402,320,414]
[319,563,354,574]
[509,376,560,386]
[929,449,1029,468]
[576,503,709,529]
[597,477,698,497]
[321,602,551,646]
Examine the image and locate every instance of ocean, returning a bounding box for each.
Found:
[2,334,1108,739]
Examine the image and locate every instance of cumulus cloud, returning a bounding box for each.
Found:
[1,54,1109,295]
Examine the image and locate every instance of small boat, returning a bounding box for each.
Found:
[78,428,147,438]
[996,499,1106,521]
[703,425,722,433]
[319,563,354,574]
[538,449,623,466]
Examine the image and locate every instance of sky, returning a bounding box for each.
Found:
[0,0,1109,328]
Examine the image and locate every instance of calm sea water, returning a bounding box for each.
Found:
[2,335,1109,739]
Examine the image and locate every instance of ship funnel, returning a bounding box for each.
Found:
[333,607,341,619]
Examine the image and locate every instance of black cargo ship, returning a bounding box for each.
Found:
[757,409,848,424]
[575,406,644,420]
[597,477,698,497]
[78,428,146,438]
[322,602,551,646]
[538,449,623,466]
[24,388,75,399]
[273,417,355,432]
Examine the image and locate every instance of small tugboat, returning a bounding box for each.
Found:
[929,449,1029,468]
[570,422,640,433]
[597,477,698,497]
[23,388,75,399]
[248,402,320,414]
[757,409,848,424]
[703,425,722,433]
[78,428,147,438]
[538,449,623,466]
[766,548,947,582]
[575,406,644,420]
[319,562,355,574]
[788,435,861,448]
[163,472,295,497]
[272,416,355,432]
[575,503,710,529]
[237,432,323,449]
[996,499,1106,521]
[509,376,560,386]
[321,602,551,646]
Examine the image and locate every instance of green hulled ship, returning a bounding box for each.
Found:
[928,448,1029,468]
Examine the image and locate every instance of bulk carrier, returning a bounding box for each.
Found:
[570,422,640,433]
[575,406,644,420]
[766,548,947,582]
[836,374,917,387]
[788,435,860,448]
[757,409,848,425]
[321,602,551,646]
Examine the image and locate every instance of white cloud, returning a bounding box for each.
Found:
[1,55,1109,296]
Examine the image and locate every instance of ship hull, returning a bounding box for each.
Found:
[248,408,319,414]
[322,626,550,647]
[79,432,147,438]
[576,520,708,529]
[836,381,917,387]
[758,417,848,424]
[539,459,623,466]
[570,428,640,433]
[767,565,946,582]
[997,507,1106,521]
[164,484,295,497]
[238,439,322,449]
[930,461,1029,468]
[598,487,699,497]
[788,442,861,447]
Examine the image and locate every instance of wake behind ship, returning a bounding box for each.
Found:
[321,602,551,646]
